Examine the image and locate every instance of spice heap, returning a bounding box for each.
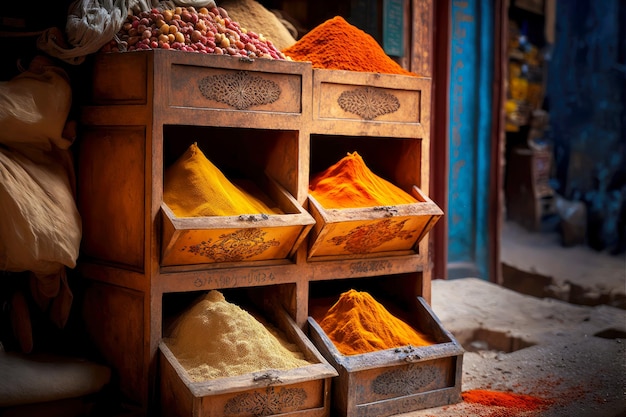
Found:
[282,16,416,76]
[167,290,312,381]
[462,389,552,415]
[317,289,435,355]
[218,0,296,51]
[163,142,281,217]
[101,6,286,59]
[309,151,417,209]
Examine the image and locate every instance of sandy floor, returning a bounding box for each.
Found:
[400,277,626,417]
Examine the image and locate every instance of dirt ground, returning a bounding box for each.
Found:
[398,220,626,417]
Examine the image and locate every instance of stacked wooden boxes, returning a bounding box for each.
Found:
[77,50,462,417]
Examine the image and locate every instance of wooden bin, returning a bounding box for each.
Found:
[159,305,338,417]
[161,175,315,267]
[90,50,310,120]
[311,69,430,138]
[306,186,443,260]
[307,296,464,417]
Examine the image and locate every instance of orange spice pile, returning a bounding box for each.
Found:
[309,151,417,209]
[318,289,435,355]
[282,16,416,76]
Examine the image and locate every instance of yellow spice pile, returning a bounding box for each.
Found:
[167,290,312,381]
[163,143,282,217]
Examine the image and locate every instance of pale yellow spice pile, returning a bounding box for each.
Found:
[166,290,312,381]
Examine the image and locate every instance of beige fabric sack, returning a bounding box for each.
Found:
[37,0,217,65]
[0,146,82,276]
[0,62,72,152]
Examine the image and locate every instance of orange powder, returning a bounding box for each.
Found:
[318,289,435,356]
[282,16,416,76]
[309,151,417,209]
[462,389,552,412]
[163,143,282,217]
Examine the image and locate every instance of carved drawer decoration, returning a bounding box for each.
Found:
[337,86,400,120]
[311,68,430,137]
[198,71,282,110]
[306,186,443,261]
[223,386,307,415]
[169,57,306,115]
[307,296,464,417]
[160,306,338,417]
[161,175,315,267]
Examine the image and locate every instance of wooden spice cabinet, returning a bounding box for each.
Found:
[77,50,449,415]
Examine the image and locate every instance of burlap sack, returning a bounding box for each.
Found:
[0,146,81,276]
[0,61,72,151]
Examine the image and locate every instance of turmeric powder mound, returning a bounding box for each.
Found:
[309,151,417,209]
[282,16,416,76]
[318,289,435,356]
[167,290,313,381]
[163,143,282,217]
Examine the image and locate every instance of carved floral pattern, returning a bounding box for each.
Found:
[337,86,400,120]
[223,386,307,415]
[198,71,281,110]
[328,218,414,253]
[181,228,280,262]
[372,364,439,396]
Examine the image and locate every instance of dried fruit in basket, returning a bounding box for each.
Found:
[101,6,286,59]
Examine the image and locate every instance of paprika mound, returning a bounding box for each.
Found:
[309,151,417,209]
[282,16,417,76]
[318,289,435,356]
[462,389,552,412]
[163,143,282,217]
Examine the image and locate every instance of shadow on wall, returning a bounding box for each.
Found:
[546,0,626,255]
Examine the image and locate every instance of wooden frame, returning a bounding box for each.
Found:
[77,49,440,413]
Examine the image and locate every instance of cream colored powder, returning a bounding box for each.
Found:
[167,290,312,381]
[219,0,297,51]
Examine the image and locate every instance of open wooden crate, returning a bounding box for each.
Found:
[159,303,338,417]
[161,174,315,267]
[307,294,463,417]
[306,185,442,260]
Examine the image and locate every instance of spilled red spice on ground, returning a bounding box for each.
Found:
[462,389,552,416]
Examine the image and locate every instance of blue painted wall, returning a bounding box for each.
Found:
[447,0,494,279]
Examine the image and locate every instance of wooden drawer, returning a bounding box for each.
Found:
[159,306,338,417]
[89,50,312,127]
[161,175,314,267]
[311,69,430,138]
[306,186,442,260]
[307,296,464,417]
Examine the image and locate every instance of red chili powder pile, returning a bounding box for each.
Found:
[309,151,417,209]
[462,389,552,416]
[282,16,416,76]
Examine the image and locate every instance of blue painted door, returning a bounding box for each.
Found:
[447,0,494,280]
